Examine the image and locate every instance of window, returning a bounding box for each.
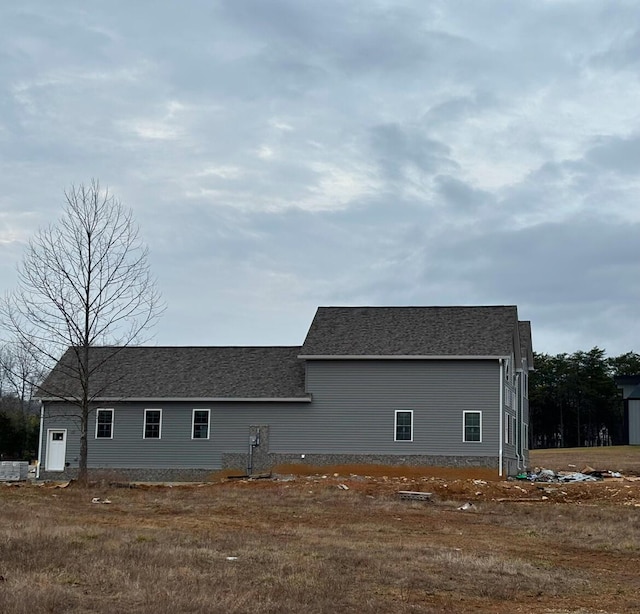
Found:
[394,410,413,442]
[463,411,482,442]
[505,358,511,382]
[505,387,511,407]
[192,409,210,439]
[504,412,510,444]
[144,409,162,439]
[95,409,113,439]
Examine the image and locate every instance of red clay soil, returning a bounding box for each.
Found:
[272,462,500,481]
[216,463,640,505]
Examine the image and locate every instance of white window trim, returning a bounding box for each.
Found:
[394,409,413,442]
[192,408,211,440]
[505,386,512,408]
[463,410,482,443]
[143,408,162,439]
[504,412,509,444]
[95,408,114,439]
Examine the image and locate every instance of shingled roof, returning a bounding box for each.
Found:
[38,306,532,400]
[518,320,534,369]
[300,306,521,357]
[38,346,308,401]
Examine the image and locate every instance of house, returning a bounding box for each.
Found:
[36,305,533,481]
[614,375,640,445]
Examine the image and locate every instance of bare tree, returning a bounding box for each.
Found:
[1,181,163,484]
[0,339,44,454]
[0,344,10,398]
[1,339,43,406]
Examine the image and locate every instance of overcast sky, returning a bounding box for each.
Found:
[1,1,639,356]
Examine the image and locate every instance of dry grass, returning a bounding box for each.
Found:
[530,445,640,474]
[1,477,640,613]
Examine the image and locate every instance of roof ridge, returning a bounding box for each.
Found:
[315,305,517,309]
[84,345,303,350]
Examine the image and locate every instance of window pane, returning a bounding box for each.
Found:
[465,412,481,442]
[193,410,209,439]
[97,410,113,438]
[145,411,161,439]
[395,411,412,441]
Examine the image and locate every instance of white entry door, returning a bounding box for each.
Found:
[46,430,67,471]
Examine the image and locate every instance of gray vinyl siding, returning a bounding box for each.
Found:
[503,377,517,461]
[295,359,500,456]
[630,400,640,445]
[41,359,502,470]
[41,402,308,470]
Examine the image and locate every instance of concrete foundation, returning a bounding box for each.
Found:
[38,452,519,483]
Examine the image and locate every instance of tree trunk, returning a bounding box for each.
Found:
[78,403,88,486]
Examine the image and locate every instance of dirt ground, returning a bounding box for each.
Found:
[243,463,640,506]
[1,447,639,613]
[261,444,640,505]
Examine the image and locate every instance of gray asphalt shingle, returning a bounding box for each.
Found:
[300,306,520,357]
[39,346,307,400]
[38,306,529,400]
[518,320,534,368]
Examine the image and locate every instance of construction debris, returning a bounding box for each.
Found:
[46,481,71,489]
[398,490,433,501]
[515,468,616,483]
[495,496,549,502]
[457,502,475,511]
[0,461,29,482]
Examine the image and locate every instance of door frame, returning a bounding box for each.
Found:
[45,429,67,471]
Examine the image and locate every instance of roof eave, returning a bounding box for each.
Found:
[36,396,312,403]
[297,354,509,360]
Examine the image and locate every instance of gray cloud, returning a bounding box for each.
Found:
[370,123,457,183]
[585,135,640,175]
[1,1,639,356]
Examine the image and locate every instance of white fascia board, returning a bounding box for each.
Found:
[37,396,312,403]
[297,354,508,360]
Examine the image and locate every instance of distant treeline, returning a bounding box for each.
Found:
[2,343,639,459]
[529,348,640,449]
[0,397,39,461]
[0,342,42,461]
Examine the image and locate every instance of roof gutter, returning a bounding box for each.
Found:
[298,354,511,360]
[515,372,522,471]
[35,396,313,403]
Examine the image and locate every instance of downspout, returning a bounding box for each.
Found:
[247,436,253,476]
[499,359,503,478]
[36,401,44,480]
[514,372,521,470]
